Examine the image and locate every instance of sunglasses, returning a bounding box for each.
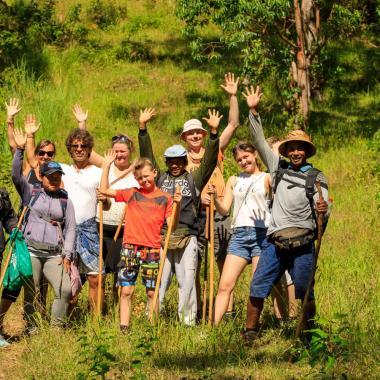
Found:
[112,135,132,144]
[38,150,55,157]
[71,144,89,149]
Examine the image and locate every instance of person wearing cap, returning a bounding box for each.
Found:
[182,73,240,318]
[137,107,219,325]
[241,85,330,341]
[11,130,76,330]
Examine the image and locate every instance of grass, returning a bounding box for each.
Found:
[0,0,379,378]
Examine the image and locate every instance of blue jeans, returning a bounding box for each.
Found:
[250,240,315,300]
[228,227,268,261]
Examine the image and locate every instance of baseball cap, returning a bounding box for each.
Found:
[164,145,187,159]
[40,161,64,176]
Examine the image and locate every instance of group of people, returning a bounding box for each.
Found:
[0,73,330,348]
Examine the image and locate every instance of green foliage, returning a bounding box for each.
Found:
[76,323,117,379]
[292,314,350,375]
[368,129,380,207]
[87,0,127,29]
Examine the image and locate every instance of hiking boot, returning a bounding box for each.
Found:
[0,334,10,348]
[240,329,259,345]
[120,325,129,334]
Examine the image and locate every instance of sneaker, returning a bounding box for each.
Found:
[0,334,10,348]
[240,329,259,345]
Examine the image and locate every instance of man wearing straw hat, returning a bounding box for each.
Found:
[241,86,330,342]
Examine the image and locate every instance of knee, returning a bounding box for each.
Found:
[218,280,234,295]
[120,287,134,300]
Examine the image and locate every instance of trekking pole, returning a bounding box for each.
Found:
[96,201,104,316]
[150,200,180,321]
[0,206,27,292]
[296,181,324,338]
[202,206,210,324]
[208,197,215,326]
[113,206,126,302]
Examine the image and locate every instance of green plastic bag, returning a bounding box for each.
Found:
[2,229,33,291]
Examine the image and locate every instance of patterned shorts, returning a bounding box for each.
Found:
[117,244,160,288]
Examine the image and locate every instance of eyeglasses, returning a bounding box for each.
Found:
[38,150,55,157]
[112,135,132,144]
[71,144,88,149]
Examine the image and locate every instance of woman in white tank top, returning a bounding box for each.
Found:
[210,142,271,325]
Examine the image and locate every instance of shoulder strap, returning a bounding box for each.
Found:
[272,159,288,196]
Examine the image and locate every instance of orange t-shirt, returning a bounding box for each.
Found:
[115,187,173,248]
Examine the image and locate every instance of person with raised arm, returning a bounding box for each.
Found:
[60,128,110,312]
[181,72,240,319]
[100,151,180,331]
[138,107,219,325]
[208,141,272,325]
[241,85,330,342]
[10,126,76,332]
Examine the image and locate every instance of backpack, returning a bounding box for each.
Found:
[22,184,68,232]
[272,159,328,233]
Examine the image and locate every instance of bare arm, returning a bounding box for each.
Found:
[219,73,240,152]
[24,114,40,169]
[211,176,235,215]
[5,98,22,154]
[99,150,117,198]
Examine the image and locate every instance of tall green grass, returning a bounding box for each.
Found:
[0,0,379,378]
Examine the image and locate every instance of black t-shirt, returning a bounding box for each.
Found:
[159,172,198,236]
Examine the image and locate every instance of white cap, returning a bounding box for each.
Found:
[180,119,208,139]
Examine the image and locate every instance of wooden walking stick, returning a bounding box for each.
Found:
[150,200,180,321]
[296,181,324,338]
[0,206,27,291]
[96,201,104,316]
[208,197,215,326]
[201,206,210,324]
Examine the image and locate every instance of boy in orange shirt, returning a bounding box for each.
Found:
[100,152,181,331]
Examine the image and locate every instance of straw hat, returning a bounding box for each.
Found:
[278,130,316,158]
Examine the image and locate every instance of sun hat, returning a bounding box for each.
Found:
[40,161,65,176]
[164,145,187,159]
[180,119,208,139]
[278,130,316,158]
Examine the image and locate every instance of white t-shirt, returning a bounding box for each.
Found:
[96,163,139,226]
[60,163,102,224]
[232,172,271,229]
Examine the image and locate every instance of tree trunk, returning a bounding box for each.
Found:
[293,0,319,129]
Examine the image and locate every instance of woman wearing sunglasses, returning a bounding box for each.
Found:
[5,100,56,186]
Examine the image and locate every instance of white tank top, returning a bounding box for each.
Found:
[231,172,271,229]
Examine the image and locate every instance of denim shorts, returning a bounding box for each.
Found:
[250,240,315,301]
[117,245,160,289]
[228,227,268,261]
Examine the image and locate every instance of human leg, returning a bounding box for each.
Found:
[120,286,135,327]
[214,254,248,325]
[158,250,174,311]
[87,274,105,313]
[42,257,71,325]
[175,237,198,325]
[24,256,43,327]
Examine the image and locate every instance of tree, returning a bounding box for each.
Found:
[177,0,364,129]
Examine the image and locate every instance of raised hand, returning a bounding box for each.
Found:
[24,114,40,135]
[139,107,156,127]
[220,72,239,96]
[72,104,88,123]
[242,85,262,110]
[13,127,27,148]
[202,109,223,132]
[5,98,22,122]
[103,149,116,167]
